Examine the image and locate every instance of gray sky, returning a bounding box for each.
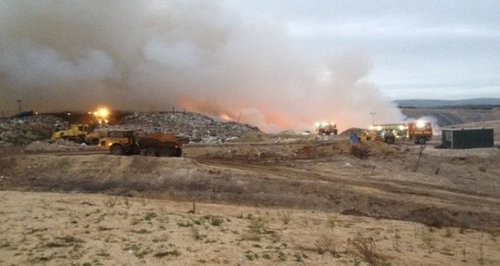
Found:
[232,0,500,99]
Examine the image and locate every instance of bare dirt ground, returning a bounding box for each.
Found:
[1,134,500,265]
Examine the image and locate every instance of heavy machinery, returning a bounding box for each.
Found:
[407,121,433,144]
[51,124,105,145]
[52,124,91,143]
[360,123,406,144]
[315,121,338,135]
[99,130,183,157]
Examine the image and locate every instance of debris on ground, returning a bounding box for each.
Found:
[108,112,261,143]
[24,140,95,152]
[0,115,65,145]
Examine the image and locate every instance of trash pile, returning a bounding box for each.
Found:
[111,112,261,143]
[0,111,261,145]
[0,115,64,145]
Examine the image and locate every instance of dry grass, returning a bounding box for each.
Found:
[348,233,388,266]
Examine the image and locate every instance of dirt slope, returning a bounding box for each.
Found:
[1,191,498,266]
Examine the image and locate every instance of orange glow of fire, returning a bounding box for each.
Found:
[220,113,232,121]
[177,98,351,132]
[93,107,110,124]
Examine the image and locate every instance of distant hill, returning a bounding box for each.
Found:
[395,98,500,108]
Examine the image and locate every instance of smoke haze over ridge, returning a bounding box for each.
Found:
[0,0,403,132]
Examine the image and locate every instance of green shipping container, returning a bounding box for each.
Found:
[441,127,494,149]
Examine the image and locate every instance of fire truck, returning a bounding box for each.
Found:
[361,120,433,144]
[315,122,338,135]
[407,121,433,144]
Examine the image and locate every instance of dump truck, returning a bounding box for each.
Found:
[99,130,183,157]
[315,122,338,135]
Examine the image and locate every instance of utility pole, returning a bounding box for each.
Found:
[17,99,22,113]
[370,112,376,125]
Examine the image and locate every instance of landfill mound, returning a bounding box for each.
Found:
[110,112,261,143]
[0,115,64,145]
[0,111,262,145]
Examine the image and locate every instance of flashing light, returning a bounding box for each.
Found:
[315,121,335,128]
[398,125,405,130]
[415,120,426,128]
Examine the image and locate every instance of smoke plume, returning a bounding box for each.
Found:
[0,0,403,132]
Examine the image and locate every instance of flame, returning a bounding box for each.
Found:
[220,113,232,121]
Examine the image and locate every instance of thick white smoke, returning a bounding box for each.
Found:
[0,0,403,132]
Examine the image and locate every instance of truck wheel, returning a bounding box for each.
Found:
[416,138,427,144]
[132,144,141,155]
[385,137,395,144]
[145,147,156,156]
[110,145,125,155]
[174,148,182,157]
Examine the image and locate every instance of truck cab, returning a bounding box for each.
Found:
[99,130,139,155]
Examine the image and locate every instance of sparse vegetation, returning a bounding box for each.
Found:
[420,228,434,249]
[207,215,224,226]
[327,215,337,230]
[280,211,292,225]
[103,197,118,208]
[348,233,387,265]
[44,235,84,248]
[154,249,181,258]
[144,212,157,221]
[443,227,454,238]
[315,234,339,257]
